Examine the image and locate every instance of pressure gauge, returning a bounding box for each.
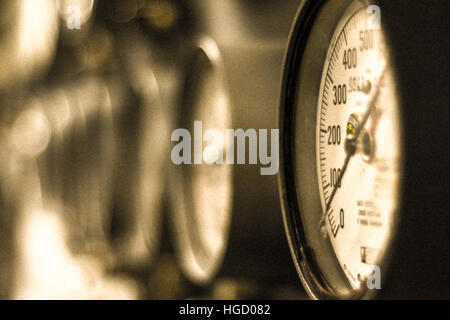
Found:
[315,3,400,291]
[279,0,450,299]
[169,38,233,284]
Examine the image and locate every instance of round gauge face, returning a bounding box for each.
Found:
[189,61,232,278]
[174,42,233,284]
[315,6,401,288]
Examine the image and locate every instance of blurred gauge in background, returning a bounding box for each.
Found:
[97,0,193,275]
[0,0,142,298]
[57,77,117,258]
[0,0,199,299]
[0,78,140,299]
[169,38,232,284]
[41,0,119,263]
[107,30,168,271]
[168,0,304,291]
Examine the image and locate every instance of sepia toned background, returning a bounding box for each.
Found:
[0,0,309,299]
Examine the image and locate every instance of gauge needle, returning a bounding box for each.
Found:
[321,64,388,225]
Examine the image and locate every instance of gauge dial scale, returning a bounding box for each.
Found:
[315,6,400,289]
[279,0,450,299]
